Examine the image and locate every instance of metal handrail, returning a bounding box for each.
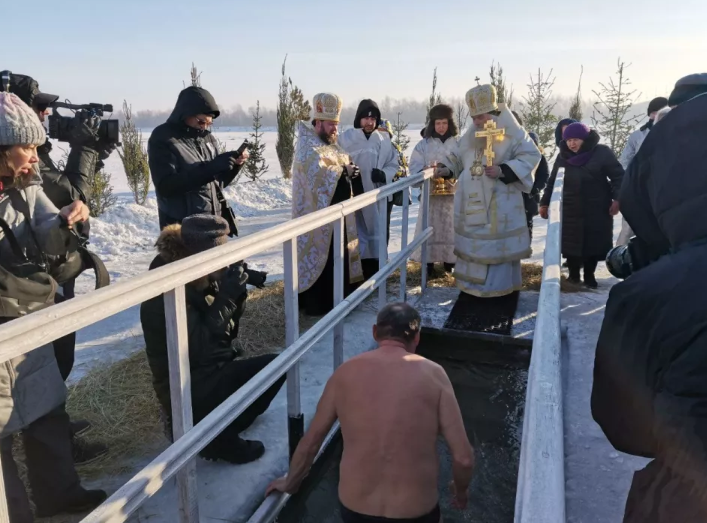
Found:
[514,168,565,523]
[0,168,433,523]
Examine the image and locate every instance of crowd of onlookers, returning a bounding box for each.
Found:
[0,68,706,523]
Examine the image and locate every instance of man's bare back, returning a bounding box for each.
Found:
[336,346,451,518]
[266,303,474,522]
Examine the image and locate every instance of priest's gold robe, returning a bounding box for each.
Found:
[292,122,364,292]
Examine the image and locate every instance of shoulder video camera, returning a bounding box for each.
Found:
[48,101,120,145]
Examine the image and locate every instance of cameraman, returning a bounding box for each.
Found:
[5,72,110,464]
[148,86,248,231]
[591,75,707,522]
[0,91,106,521]
[140,215,283,465]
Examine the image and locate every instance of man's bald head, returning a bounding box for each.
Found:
[373,302,422,351]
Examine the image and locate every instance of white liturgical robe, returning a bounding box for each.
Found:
[453,105,541,297]
[338,128,399,260]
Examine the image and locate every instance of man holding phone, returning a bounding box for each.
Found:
[148,85,249,232]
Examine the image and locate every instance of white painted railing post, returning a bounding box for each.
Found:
[377,199,388,311]
[420,178,431,292]
[514,168,565,523]
[283,239,303,458]
[164,286,199,523]
[333,217,345,370]
[400,191,409,302]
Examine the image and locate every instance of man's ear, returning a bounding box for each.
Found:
[372,324,378,341]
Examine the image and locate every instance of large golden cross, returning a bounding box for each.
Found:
[475,120,505,166]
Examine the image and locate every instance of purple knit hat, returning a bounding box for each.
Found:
[563,122,590,141]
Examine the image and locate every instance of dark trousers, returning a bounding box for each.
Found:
[191,354,286,455]
[299,228,358,316]
[2,407,83,522]
[54,280,77,382]
[566,257,599,281]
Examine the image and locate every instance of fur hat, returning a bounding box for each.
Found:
[423,104,458,139]
[0,92,46,146]
[155,214,230,263]
[312,93,343,123]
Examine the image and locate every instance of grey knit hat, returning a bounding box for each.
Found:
[0,92,46,146]
[181,214,230,254]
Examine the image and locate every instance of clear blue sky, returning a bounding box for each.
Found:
[4,0,705,112]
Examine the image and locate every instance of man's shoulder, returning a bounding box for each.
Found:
[149,123,176,143]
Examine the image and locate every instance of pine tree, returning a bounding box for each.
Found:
[392,112,411,156]
[118,101,151,205]
[519,68,557,153]
[243,100,269,182]
[455,98,469,133]
[425,67,443,125]
[591,59,642,157]
[490,61,514,107]
[569,66,584,121]
[275,55,309,179]
[190,62,201,88]
[86,168,117,217]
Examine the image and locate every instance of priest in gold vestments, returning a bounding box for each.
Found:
[453,85,541,297]
[293,93,365,316]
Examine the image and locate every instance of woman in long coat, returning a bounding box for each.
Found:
[540,122,624,288]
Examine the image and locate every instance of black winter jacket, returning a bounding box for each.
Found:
[523,155,550,217]
[541,131,623,258]
[591,94,707,515]
[148,87,241,229]
[141,254,247,412]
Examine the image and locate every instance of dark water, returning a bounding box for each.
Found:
[278,333,529,523]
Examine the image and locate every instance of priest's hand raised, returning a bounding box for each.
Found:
[484,166,502,179]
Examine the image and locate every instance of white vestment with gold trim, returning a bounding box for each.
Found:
[453,105,540,297]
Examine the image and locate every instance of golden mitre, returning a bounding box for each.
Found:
[465,84,498,117]
[312,93,343,123]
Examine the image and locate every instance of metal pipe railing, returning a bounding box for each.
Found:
[514,168,566,523]
[80,226,433,523]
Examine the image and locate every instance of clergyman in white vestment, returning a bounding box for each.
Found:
[338,99,400,278]
[453,85,541,297]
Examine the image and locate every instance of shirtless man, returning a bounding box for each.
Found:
[266,302,475,522]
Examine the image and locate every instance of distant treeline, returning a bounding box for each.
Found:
[120,95,648,129]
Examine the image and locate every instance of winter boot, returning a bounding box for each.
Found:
[426,263,436,279]
[583,259,599,289]
[200,437,265,465]
[35,488,107,517]
[566,258,582,284]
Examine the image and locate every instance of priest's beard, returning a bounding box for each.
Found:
[318,128,338,145]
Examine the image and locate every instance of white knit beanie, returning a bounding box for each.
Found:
[0,92,46,146]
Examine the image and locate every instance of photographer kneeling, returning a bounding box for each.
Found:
[140,214,283,465]
[0,92,106,521]
[3,71,111,464]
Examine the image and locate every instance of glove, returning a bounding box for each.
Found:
[371,168,387,184]
[434,165,451,179]
[96,140,117,162]
[343,164,360,180]
[219,263,249,297]
[69,112,101,149]
[209,152,238,176]
[244,267,267,289]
